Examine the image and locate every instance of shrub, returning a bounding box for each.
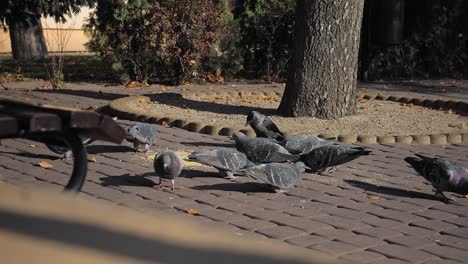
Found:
[85,0,222,85]
[238,0,295,82]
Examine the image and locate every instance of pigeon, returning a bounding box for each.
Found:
[126,123,157,152]
[404,154,468,202]
[45,136,95,159]
[188,148,254,179]
[300,145,371,173]
[281,134,336,155]
[246,111,285,141]
[232,132,299,163]
[153,151,183,190]
[245,162,306,192]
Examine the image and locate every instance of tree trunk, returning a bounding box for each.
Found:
[278,0,364,119]
[9,17,48,60]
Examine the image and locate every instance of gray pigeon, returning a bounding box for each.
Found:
[126,123,157,152]
[246,111,284,141]
[281,134,336,155]
[188,148,254,179]
[154,151,183,190]
[232,132,299,163]
[301,145,371,173]
[404,154,468,202]
[245,162,306,192]
[45,136,95,159]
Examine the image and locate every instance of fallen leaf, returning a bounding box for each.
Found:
[446,109,455,114]
[161,121,170,128]
[38,161,53,169]
[126,81,142,88]
[29,144,36,148]
[409,103,415,108]
[112,116,118,120]
[87,156,97,162]
[139,98,150,104]
[34,85,50,90]
[369,195,381,200]
[465,194,468,199]
[185,208,200,215]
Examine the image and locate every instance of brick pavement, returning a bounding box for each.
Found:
[1,81,468,264]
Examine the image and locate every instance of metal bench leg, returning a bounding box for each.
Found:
[63,132,88,192]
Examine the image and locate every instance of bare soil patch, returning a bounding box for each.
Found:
[135,92,467,137]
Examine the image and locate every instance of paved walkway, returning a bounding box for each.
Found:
[1,81,467,264]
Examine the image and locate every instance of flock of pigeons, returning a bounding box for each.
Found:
[46,110,467,202]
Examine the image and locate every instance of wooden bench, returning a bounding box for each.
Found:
[0,99,126,192]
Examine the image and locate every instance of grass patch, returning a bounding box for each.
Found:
[0,53,116,83]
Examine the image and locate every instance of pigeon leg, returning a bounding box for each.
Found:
[171,179,175,190]
[133,142,140,152]
[224,171,239,181]
[144,144,150,152]
[274,189,289,193]
[326,166,337,173]
[64,150,73,160]
[434,190,455,203]
[158,177,163,188]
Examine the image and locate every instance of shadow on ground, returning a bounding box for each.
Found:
[100,174,156,187]
[192,182,270,193]
[148,93,277,116]
[345,179,437,200]
[87,145,134,154]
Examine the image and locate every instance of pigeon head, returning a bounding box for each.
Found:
[404,156,432,181]
[295,162,306,173]
[126,124,141,141]
[245,111,263,126]
[232,132,247,143]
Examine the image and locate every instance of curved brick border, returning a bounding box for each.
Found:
[108,90,468,145]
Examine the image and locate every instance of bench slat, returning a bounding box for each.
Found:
[0,114,19,137]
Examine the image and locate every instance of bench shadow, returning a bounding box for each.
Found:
[100,173,156,187]
[180,169,222,178]
[87,145,134,154]
[34,89,126,102]
[147,92,277,116]
[192,182,270,193]
[1,151,61,160]
[344,179,436,200]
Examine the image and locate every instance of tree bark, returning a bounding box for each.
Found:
[278,0,364,119]
[9,17,48,60]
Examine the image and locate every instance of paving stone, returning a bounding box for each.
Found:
[363,216,403,228]
[341,251,387,264]
[244,209,278,221]
[269,215,334,233]
[284,234,330,247]
[354,227,402,239]
[431,204,468,217]
[431,234,468,251]
[283,205,330,218]
[443,217,468,227]
[410,220,458,232]
[256,225,306,239]
[421,244,468,263]
[369,244,437,263]
[198,208,251,223]
[312,215,371,230]
[337,234,387,248]
[440,227,468,239]
[229,218,277,231]
[339,202,384,212]
[423,259,464,264]
[368,258,413,264]
[384,235,434,248]
[413,209,460,220]
[311,228,357,239]
[324,206,377,221]
[395,225,439,238]
[369,209,426,223]
[373,199,422,212]
[309,240,360,256]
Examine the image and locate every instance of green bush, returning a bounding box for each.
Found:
[238,0,295,82]
[85,0,222,85]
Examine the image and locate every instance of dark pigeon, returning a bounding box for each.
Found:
[154,151,183,190]
[232,132,299,163]
[404,154,468,202]
[45,136,95,159]
[300,145,371,173]
[246,111,284,141]
[188,148,254,179]
[126,123,157,152]
[245,162,306,192]
[281,134,336,155]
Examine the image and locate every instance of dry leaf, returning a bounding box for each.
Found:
[369,195,381,200]
[446,109,455,114]
[112,116,118,120]
[185,208,200,215]
[34,85,49,90]
[139,98,150,104]
[29,144,36,148]
[86,106,97,111]
[38,161,53,169]
[401,103,407,106]
[409,103,415,108]
[87,156,97,162]
[126,81,141,88]
[161,121,170,128]
[465,194,468,199]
